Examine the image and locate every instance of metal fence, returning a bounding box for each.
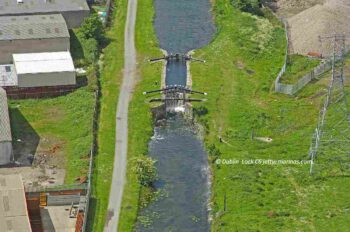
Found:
[82,90,99,232]
[275,60,333,95]
[271,6,350,95]
[273,16,289,93]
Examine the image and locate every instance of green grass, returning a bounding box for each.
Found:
[9,86,95,183]
[118,0,163,230]
[281,54,320,84]
[190,1,350,231]
[88,0,127,231]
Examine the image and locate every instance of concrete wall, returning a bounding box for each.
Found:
[17,71,76,88]
[0,142,13,165]
[0,38,70,64]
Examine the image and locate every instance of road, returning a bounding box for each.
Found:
[104,0,138,231]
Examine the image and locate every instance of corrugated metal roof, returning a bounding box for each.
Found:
[0,174,32,232]
[0,14,69,40]
[13,51,75,74]
[0,88,11,142]
[0,0,89,15]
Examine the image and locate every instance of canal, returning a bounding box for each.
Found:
[136,0,215,231]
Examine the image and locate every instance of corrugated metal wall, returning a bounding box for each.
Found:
[17,72,76,88]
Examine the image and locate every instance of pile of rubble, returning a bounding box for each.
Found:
[288,0,350,56]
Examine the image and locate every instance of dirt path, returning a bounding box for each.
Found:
[104,0,138,231]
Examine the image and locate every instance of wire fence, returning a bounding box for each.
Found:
[82,87,99,231]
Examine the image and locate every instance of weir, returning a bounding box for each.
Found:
[136,0,215,231]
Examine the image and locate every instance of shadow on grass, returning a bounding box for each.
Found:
[86,197,98,231]
[9,108,40,166]
[70,30,84,61]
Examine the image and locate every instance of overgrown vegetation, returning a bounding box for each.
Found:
[231,0,262,15]
[71,13,105,65]
[132,157,158,186]
[281,54,320,84]
[191,1,350,231]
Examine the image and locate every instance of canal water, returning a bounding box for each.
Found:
[136,0,215,231]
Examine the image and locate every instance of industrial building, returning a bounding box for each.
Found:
[0,14,70,64]
[0,87,12,165]
[0,0,90,29]
[13,52,76,88]
[0,174,32,232]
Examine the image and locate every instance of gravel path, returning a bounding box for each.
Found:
[104,0,138,231]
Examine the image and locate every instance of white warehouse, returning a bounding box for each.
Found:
[13,52,76,88]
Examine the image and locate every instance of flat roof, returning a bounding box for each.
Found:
[0,14,69,41]
[0,65,17,87]
[0,87,11,142]
[13,51,75,74]
[0,174,32,232]
[0,0,89,15]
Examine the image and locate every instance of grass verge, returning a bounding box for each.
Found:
[191,1,350,231]
[117,0,163,230]
[88,0,127,231]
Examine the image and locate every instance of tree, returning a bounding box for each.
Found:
[78,13,104,42]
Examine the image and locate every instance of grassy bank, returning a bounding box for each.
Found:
[281,54,320,84]
[9,87,95,183]
[191,1,350,231]
[88,0,127,231]
[118,0,163,230]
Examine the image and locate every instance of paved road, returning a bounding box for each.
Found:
[104,0,138,231]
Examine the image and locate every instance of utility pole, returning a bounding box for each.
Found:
[309,34,350,175]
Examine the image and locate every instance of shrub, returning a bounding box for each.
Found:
[78,13,104,42]
[231,0,262,15]
[132,156,158,186]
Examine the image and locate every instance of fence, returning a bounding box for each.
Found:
[81,0,116,228]
[275,60,333,95]
[271,5,350,95]
[82,89,99,232]
[273,16,289,93]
